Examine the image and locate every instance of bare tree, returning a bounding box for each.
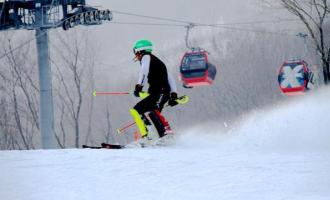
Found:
[0,35,39,150]
[84,60,95,145]
[104,105,119,144]
[280,0,330,84]
[51,29,97,148]
[105,106,112,144]
[51,42,82,148]
[54,101,66,148]
[0,98,14,150]
[6,38,40,130]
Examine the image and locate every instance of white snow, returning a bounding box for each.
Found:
[1,88,330,200]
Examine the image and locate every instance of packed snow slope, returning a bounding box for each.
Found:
[0,88,330,200]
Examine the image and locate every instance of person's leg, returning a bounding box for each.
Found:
[147,93,173,138]
[157,93,173,134]
[131,95,159,137]
[156,93,169,112]
[154,110,173,134]
[148,111,166,138]
[130,108,148,137]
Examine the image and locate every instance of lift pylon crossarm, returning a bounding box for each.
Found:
[0,0,35,30]
[0,0,111,31]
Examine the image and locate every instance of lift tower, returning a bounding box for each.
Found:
[0,0,112,149]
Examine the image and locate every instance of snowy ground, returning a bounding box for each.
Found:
[1,88,330,200]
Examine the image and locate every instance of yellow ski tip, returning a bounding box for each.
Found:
[92,91,97,97]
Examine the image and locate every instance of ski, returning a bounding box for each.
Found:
[82,145,102,149]
[101,143,124,149]
[82,143,124,149]
[82,134,175,149]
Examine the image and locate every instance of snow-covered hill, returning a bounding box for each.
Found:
[1,87,329,200]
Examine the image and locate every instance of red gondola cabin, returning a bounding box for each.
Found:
[278,60,309,96]
[179,50,216,88]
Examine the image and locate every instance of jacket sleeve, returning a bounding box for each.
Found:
[137,55,150,86]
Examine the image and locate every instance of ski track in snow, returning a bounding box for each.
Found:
[1,88,330,200]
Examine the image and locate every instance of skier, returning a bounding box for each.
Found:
[130,39,179,143]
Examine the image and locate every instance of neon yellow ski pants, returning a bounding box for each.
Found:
[130,108,148,137]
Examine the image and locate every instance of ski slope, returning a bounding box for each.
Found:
[1,88,330,200]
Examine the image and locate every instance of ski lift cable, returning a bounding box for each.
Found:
[110,20,297,37]
[111,10,301,26]
[0,8,304,62]
[110,18,301,27]
[111,10,300,37]
[111,10,193,25]
[201,24,297,36]
[0,31,47,61]
[110,21,184,27]
[213,18,300,25]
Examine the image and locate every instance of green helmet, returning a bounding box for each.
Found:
[133,39,153,54]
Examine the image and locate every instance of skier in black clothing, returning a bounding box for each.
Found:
[130,39,178,142]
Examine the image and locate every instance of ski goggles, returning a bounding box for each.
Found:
[132,49,140,62]
[133,48,140,55]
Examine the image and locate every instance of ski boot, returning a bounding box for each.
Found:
[164,125,173,135]
[138,134,153,147]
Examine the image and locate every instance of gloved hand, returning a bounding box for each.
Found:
[134,84,143,97]
[168,92,178,107]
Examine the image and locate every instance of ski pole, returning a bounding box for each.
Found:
[93,91,130,96]
[92,91,149,97]
[116,121,136,134]
[115,95,188,133]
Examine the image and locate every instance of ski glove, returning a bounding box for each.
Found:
[134,84,143,97]
[168,92,179,107]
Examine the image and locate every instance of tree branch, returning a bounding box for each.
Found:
[7,41,40,130]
